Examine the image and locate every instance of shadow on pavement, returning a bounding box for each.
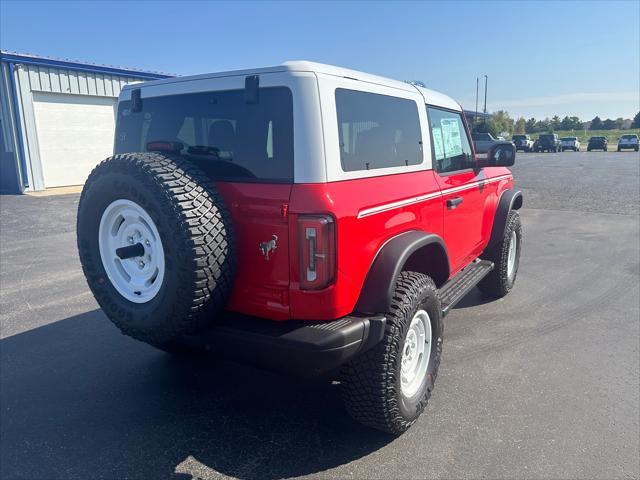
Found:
[451,287,496,310]
[0,310,391,479]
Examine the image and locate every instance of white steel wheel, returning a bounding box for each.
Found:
[400,309,432,397]
[98,199,165,303]
[507,230,518,280]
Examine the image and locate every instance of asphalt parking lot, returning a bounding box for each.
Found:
[1,151,639,480]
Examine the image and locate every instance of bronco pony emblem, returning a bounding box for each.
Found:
[259,235,278,260]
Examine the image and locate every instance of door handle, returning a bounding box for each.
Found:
[446,197,463,209]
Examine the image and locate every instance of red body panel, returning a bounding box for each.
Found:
[215,167,513,322]
[215,182,292,320]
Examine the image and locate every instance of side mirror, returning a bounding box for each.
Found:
[486,143,516,166]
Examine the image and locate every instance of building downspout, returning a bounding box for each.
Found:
[7,62,29,191]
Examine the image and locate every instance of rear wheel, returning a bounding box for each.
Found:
[341,272,443,434]
[77,152,236,347]
[479,210,522,298]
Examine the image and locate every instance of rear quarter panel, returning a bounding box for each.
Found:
[288,170,444,320]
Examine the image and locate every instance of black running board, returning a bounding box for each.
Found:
[439,259,494,316]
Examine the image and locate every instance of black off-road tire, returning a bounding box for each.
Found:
[340,272,443,434]
[478,210,522,298]
[77,152,235,347]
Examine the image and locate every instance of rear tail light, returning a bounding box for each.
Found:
[298,215,336,290]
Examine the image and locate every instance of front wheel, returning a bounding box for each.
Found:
[478,210,522,298]
[341,272,443,434]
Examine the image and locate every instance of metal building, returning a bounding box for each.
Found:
[0,51,172,193]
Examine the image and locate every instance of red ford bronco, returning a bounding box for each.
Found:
[77,61,522,434]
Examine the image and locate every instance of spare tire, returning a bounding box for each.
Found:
[77,152,235,346]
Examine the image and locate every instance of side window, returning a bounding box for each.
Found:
[335,89,423,172]
[426,106,473,174]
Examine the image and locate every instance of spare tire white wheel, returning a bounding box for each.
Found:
[77,152,235,349]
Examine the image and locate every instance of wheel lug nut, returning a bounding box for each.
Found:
[145,240,150,246]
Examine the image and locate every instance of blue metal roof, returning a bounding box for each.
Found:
[0,50,174,80]
[463,109,492,118]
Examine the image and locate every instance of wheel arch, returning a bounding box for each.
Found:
[487,189,523,249]
[354,231,450,315]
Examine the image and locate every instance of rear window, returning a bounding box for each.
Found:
[540,135,555,140]
[621,134,638,140]
[115,87,294,183]
[561,137,576,141]
[335,89,423,172]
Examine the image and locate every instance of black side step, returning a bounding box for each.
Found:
[439,259,494,316]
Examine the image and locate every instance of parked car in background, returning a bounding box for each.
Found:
[471,132,513,154]
[535,134,561,152]
[512,134,534,152]
[617,134,639,152]
[587,136,608,151]
[560,137,580,152]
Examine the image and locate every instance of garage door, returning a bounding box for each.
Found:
[32,92,117,188]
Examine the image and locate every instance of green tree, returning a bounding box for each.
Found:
[491,110,515,136]
[536,117,552,132]
[590,116,603,130]
[631,111,640,128]
[602,118,616,130]
[569,116,582,130]
[525,118,537,133]
[615,118,624,129]
[560,116,572,130]
[551,115,561,130]
[514,117,526,134]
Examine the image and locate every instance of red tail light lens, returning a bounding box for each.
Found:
[298,215,336,290]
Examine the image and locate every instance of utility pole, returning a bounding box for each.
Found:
[475,77,479,127]
[483,75,488,114]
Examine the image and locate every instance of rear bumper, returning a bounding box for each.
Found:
[183,313,387,376]
[618,144,639,149]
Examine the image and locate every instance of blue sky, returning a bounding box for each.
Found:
[1,0,638,120]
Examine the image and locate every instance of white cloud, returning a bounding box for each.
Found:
[488,91,638,109]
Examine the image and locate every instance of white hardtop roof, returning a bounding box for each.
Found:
[121,60,461,111]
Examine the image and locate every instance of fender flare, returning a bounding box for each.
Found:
[355,231,450,315]
[487,189,523,249]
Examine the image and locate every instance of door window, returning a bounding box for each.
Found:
[335,89,423,172]
[427,107,473,174]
